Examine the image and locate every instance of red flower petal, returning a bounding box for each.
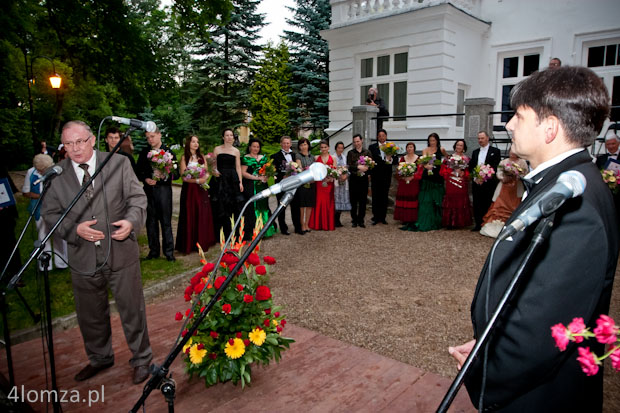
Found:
[236,332,242,338]
[263,256,276,265]
[255,265,267,276]
[175,312,183,321]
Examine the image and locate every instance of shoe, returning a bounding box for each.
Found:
[295,230,305,235]
[133,365,150,384]
[372,221,379,226]
[380,220,388,225]
[145,254,159,260]
[359,223,366,228]
[352,222,358,228]
[281,231,290,236]
[399,225,409,231]
[304,230,311,234]
[166,256,176,262]
[75,362,114,382]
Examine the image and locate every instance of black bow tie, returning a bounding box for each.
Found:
[608,153,618,157]
[520,177,536,193]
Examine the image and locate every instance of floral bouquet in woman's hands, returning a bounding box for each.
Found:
[416,154,441,175]
[326,166,340,180]
[473,164,495,185]
[380,142,399,158]
[284,160,302,177]
[551,314,620,376]
[446,154,470,171]
[185,163,209,190]
[397,162,417,183]
[336,165,349,180]
[258,160,276,178]
[357,156,376,176]
[498,161,526,178]
[147,149,177,181]
[601,169,620,194]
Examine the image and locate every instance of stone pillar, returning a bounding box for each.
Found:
[351,105,379,149]
[464,98,495,152]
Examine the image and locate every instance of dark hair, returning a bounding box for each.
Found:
[319,139,329,148]
[453,139,467,152]
[427,132,441,148]
[298,137,311,152]
[222,128,234,138]
[377,129,387,136]
[406,142,416,152]
[246,137,263,154]
[510,66,610,147]
[105,126,120,137]
[184,135,203,164]
[335,141,344,150]
[352,134,362,141]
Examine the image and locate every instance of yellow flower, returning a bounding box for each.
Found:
[182,338,193,354]
[189,345,207,364]
[249,328,266,346]
[272,319,279,327]
[225,338,246,359]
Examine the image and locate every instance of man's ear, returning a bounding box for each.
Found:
[543,115,560,144]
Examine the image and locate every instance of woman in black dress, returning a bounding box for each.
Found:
[296,137,315,233]
[212,128,244,238]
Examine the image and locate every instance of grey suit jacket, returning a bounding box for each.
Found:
[41,151,147,274]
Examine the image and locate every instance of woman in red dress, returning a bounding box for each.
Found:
[309,140,335,231]
[440,139,472,229]
[176,135,216,254]
[394,142,420,231]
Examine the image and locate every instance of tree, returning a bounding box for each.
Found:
[249,43,292,144]
[284,0,331,134]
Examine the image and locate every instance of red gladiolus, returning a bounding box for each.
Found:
[214,276,227,290]
[281,319,286,326]
[244,339,251,346]
[184,285,193,295]
[248,253,260,266]
[263,256,276,265]
[263,319,271,327]
[264,308,271,315]
[236,332,243,338]
[244,294,254,303]
[222,303,232,314]
[202,262,215,274]
[210,331,218,339]
[274,311,280,318]
[194,282,205,294]
[175,312,183,321]
[197,343,204,350]
[256,285,271,301]
[255,265,267,276]
[184,294,191,302]
[228,339,235,345]
[236,284,244,292]
[277,326,283,333]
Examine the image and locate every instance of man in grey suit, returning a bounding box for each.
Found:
[42,121,152,384]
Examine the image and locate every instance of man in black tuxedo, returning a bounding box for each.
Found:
[270,136,301,235]
[450,66,618,411]
[368,129,394,225]
[469,131,502,231]
[595,133,619,169]
[347,134,372,227]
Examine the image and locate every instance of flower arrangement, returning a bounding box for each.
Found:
[472,164,495,185]
[601,169,620,194]
[326,165,340,179]
[357,156,376,176]
[177,228,293,388]
[397,162,417,183]
[336,165,349,179]
[498,161,526,178]
[551,314,620,376]
[147,149,177,181]
[284,160,302,177]
[184,164,209,190]
[380,142,399,158]
[446,154,470,171]
[416,154,441,175]
[258,160,276,178]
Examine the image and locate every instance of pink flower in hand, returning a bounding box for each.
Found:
[576,347,600,376]
[609,346,620,372]
[593,314,619,344]
[551,323,570,351]
[568,317,586,343]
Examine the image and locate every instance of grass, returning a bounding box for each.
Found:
[1,195,197,335]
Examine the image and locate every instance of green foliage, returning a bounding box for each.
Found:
[249,43,292,144]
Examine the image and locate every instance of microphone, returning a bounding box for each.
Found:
[497,170,586,241]
[33,165,63,185]
[110,116,157,132]
[249,162,328,201]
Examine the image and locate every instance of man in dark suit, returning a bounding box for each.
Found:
[469,131,502,231]
[347,134,372,227]
[595,133,619,169]
[368,129,394,225]
[136,128,177,261]
[42,121,152,384]
[104,126,138,177]
[450,67,618,411]
[270,135,301,235]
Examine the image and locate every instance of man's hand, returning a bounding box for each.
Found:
[145,178,156,186]
[111,220,133,241]
[449,339,476,370]
[77,219,105,242]
[358,164,369,172]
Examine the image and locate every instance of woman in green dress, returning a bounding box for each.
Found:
[413,132,448,231]
[241,138,276,240]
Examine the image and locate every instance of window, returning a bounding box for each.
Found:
[361,58,373,78]
[377,55,390,76]
[503,57,518,78]
[377,83,389,112]
[612,76,620,122]
[456,87,466,127]
[359,50,408,122]
[498,52,541,122]
[393,82,407,121]
[588,43,620,67]
[394,53,408,74]
[523,54,540,76]
[501,85,515,122]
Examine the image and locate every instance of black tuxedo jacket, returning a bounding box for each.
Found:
[469,146,502,175]
[368,142,394,184]
[595,153,619,169]
[465,150,619,411]
[270,150,297,183]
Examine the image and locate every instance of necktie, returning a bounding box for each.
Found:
[79,164,94,201]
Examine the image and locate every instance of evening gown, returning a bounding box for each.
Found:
[242,155,276,239]
[393,155,420,224]
[212,153,244,238]
[176,158,216,253]
[309,155,335,230]
[413,149,445,231]
[440,163,472,228]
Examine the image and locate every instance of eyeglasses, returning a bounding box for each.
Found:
[63,136,92,149]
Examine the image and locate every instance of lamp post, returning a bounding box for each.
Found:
[23,51,62,154]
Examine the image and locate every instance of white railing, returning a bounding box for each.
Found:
[330,0,478,28]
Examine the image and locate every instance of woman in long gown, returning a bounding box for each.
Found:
[440,139,472,229]
[309,140,335,231]
[296,137,316,233]
[333,141,351,227]
[241,138,276,240]
[212,128,244,238]
[413,133,447,231]
[480,151,528,238]
[176,135,216,253]
[394,142,420,231]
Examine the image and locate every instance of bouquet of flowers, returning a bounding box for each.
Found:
[397,162,417,183]
[416,154,441,175]
[147,149,177,181]
[551,314,620,376]
[446,154,470,171]
[472,164,495,185]
[380,142,399,158]
[356,156,376,176]
[601,169,620,194]
[184,163,210,190]
[326,165,340,179]
[498,161,526,178]
[177,228,293,388]
[258,160,276,178]
[284,160,302,177]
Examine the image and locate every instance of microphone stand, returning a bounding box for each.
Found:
[436,214,556,413]
[129,189,297,413]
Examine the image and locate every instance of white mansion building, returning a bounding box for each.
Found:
[322,0,620,151]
